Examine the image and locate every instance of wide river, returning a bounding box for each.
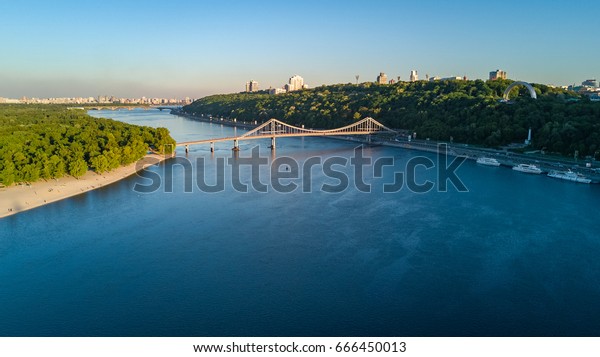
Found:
[1,108,599,336]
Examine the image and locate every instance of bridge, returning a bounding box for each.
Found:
[177,117,397,151]
[156,106,181,111]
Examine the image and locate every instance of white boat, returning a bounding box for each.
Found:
[512,163,543,174]
[547,170,592,184]
[476,157,501,166]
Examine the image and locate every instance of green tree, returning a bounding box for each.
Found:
[0,160,16,186]
[49,155,66,178]
[68,159,88,178]
[90,154,110,173]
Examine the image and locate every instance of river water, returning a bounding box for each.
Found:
[1,108,599,336]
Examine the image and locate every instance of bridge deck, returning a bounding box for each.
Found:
[176,131,387,146]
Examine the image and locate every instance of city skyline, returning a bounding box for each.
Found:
[1,0,599,99]
[0,95,194,105]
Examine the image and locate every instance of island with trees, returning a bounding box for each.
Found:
[183,79,600,160]
[0,105,175,186]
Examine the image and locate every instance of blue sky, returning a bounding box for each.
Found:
[0,0,598,99]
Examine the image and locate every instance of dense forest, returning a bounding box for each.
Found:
[184,79,600,158]
[0,105,175,186]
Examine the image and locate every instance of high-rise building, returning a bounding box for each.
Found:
[288,75,304,91]
[582,79,598,88]
[489,69,507,80]
[245,80,259,92]
[410,70,418,82]
[376,72,388,84]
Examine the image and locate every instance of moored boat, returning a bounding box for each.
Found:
[547,170,592,184]
[512,163,543,174]
[476,157,501,166]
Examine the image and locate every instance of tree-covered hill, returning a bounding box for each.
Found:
[0,105,175,186]
[184,79,600,158]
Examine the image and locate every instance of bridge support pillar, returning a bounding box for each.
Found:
[210,142,214,152]
[232,139,240,151]
[270,137,276,149]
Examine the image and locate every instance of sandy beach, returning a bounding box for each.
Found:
[0,154,168,219]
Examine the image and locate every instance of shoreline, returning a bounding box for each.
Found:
[0,154,168,219]
[173,110,600,181]
[172,109,257,129]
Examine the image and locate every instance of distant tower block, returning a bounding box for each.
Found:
[287,75,305,91]
[410,70,418,82]
[376,72,388,84]
[245,80,259,92]
[489,69,507,80]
